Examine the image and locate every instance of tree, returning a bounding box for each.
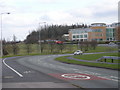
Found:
[49,41,55,53]
[25,43,31,54]
[58,44,65,53]
[11,35,19,55]
[90,40,97,50]
[2,39,8,55]
[79,41,89,52]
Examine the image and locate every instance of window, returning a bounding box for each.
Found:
[73,35,76,38]
[84,39,87,41]
[95,34,102,37]
[80,35,83,38]
[77,35,79,38]
[99,39,103,41]
[92,29,102,32]
[84,34,87,38]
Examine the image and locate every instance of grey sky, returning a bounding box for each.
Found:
[0,0,119,41]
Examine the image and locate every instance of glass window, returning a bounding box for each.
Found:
[84,34,87,38]
[84,39,87,41]
[92,29,102,32]
[99,39,103,41]
[73,35,76,38]
[80,35,83,38]
[77,35,79,38]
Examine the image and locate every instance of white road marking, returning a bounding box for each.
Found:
[74,70,118,82]
[3,58,23,77]
[28,56,119,82]
[61,74,91,80]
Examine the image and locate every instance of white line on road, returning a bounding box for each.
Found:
[3,58,23,77]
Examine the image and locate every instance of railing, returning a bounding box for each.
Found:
[96,56,120,63]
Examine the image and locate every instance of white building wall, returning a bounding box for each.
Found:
[72,33,88,41]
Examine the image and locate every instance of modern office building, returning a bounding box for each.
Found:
[89,23,106,41]
[69,23,119,42]
[112,23,120,41]
[69,28,91,41]
[106,27,116,41]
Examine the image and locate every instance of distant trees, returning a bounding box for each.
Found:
[78,40,98,52]
[25,43,31,54]
[2,40,9,55]
[91,40,97,50]
[48,41,55,53]
[24,24,88,43]
[2,35,20,56]
[2,23,92,56]
[11,35,19,55]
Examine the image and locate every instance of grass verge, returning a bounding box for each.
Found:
[73,53,118,60]
[55,55,120,70]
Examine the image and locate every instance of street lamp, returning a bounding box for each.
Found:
[39,22,46,53]
[0,12,10,57]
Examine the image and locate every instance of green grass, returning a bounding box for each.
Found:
[73,53,118,60]
[55,54,120,70]
[84,46,118,53]
[4,43,118,56]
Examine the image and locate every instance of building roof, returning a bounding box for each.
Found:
[91,23,106,25]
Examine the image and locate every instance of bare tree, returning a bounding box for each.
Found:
[11,35,19,55]
[25,44,31,54]
[58,44,65,53]
[2,39,8,55]
[49,41,55,53]
[90,40,97,50]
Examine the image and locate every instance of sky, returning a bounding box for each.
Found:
[0,0,119,41]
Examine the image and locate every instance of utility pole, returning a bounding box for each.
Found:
[0,12,10,57]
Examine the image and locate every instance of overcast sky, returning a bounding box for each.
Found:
[0,0,119,41]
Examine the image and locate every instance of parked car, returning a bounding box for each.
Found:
[109,42,115,45]
[55,41,63,44]
[74,50,83,55]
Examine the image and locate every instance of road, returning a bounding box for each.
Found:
[2,54,119,89]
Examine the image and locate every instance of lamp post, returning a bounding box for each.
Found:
[0,12,10,57]
[39,22,46,53]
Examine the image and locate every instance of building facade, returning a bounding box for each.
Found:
[106,27,116,41]
[69,28,91,41]
[69,23,119,42]
[89,23,106,41]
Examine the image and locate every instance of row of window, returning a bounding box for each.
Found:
[72,39,88,41]
[71,30,88,34]
[92,29,102,32]
[92,33,103,37]
[107,38,115,41]
[92,39,103,41]
[70,28,116,41]
[73,34,88,38]
[70,29,102,34]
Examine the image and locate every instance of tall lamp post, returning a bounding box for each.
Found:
[39,22,46,53]
[0,12,10,57]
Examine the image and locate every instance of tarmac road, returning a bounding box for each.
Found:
[2,54,119,89]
